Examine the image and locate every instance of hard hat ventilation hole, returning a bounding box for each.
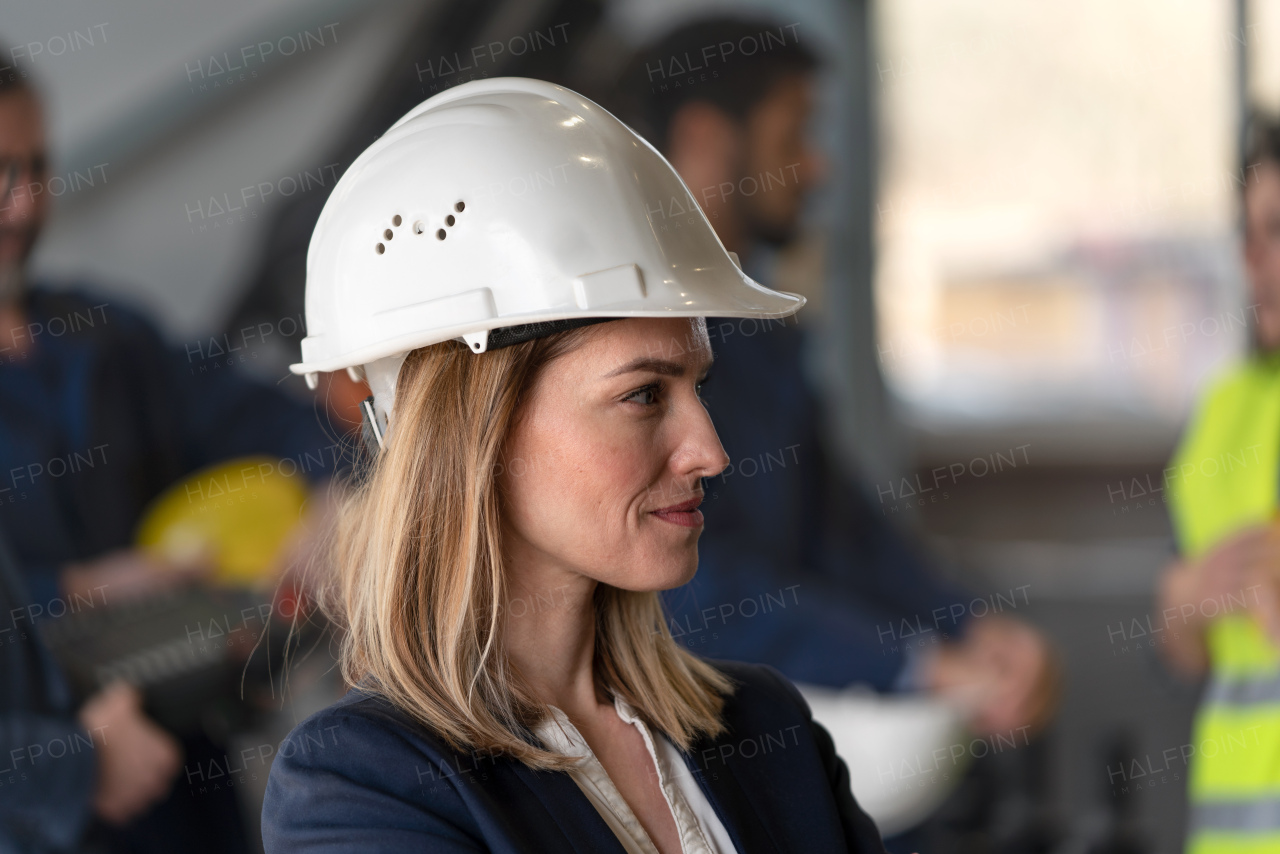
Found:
[455,200,465,212]
[375,243,385,254]
[413,221,424,234]
[392,215,402,227]
[446,214,455,226]
[472,341,480,350]
[384,229,393,240]
[436,229,446,240]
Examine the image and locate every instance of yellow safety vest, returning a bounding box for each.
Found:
[1169,354,1280,854]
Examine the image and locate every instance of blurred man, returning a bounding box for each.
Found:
[0,65,337,623]
[1158,117,1280,853]
[609,18,1055,736]
[0,58,339,852]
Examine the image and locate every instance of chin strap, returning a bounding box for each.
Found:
[359,396,384,454]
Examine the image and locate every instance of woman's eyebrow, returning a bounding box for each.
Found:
[603,356,714,378]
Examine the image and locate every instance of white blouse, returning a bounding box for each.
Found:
[533,696,739,854]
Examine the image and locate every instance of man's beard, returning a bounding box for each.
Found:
[0,259,25,303]
[0,221,34,303]
[749,218,801,249]
[739,201,801,249]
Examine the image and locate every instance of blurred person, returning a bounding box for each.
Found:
[1,526,181,852]
[608,17,1056,737]
[0,56,341,852]
[0,66,341,609]
[263,78,887,853]
[1158,116,1280,853]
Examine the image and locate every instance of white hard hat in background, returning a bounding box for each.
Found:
[798,684,970,836]
[290,77,803,432]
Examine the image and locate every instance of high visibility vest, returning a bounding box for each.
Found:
[1168,354,1280,854]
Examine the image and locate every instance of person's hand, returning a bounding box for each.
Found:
[925,616,1058,736]
[1158,525,1280,675]
[1225,524,1280,644]
[78,682,182,825]
[1165,525,1275,629]
[61,548,209,605]
[271,481,340,585]
[268,480,345,623]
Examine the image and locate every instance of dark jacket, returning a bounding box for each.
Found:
[0,286,341,606]
[261,660,886,853]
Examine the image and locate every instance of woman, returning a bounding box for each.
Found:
[263,78,886,854]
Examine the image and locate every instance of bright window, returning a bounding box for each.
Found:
[874,0,1247,425]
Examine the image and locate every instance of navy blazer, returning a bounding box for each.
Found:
[262,660,886,853]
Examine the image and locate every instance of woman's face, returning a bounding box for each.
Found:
[499,317,730,592]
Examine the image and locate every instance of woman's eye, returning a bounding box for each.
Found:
[624,384,660,406]
[695,373,712,399]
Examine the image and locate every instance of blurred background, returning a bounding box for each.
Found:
[3,0,1272,851]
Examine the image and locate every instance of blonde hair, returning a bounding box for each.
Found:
[324,330,733,769]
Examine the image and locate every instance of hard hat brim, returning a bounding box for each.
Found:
[289,289,804,377]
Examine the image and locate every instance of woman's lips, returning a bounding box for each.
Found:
[651,497,704,528]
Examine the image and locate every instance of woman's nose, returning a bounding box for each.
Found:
[677,399,731,481]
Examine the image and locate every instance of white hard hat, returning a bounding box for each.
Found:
[798,685,968,836]
[290,77,803,432]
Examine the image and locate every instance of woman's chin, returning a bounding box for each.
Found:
[652,553,701,591]
[602,552,699,592]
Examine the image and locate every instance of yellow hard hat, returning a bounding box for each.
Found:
[135,456,309,587]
